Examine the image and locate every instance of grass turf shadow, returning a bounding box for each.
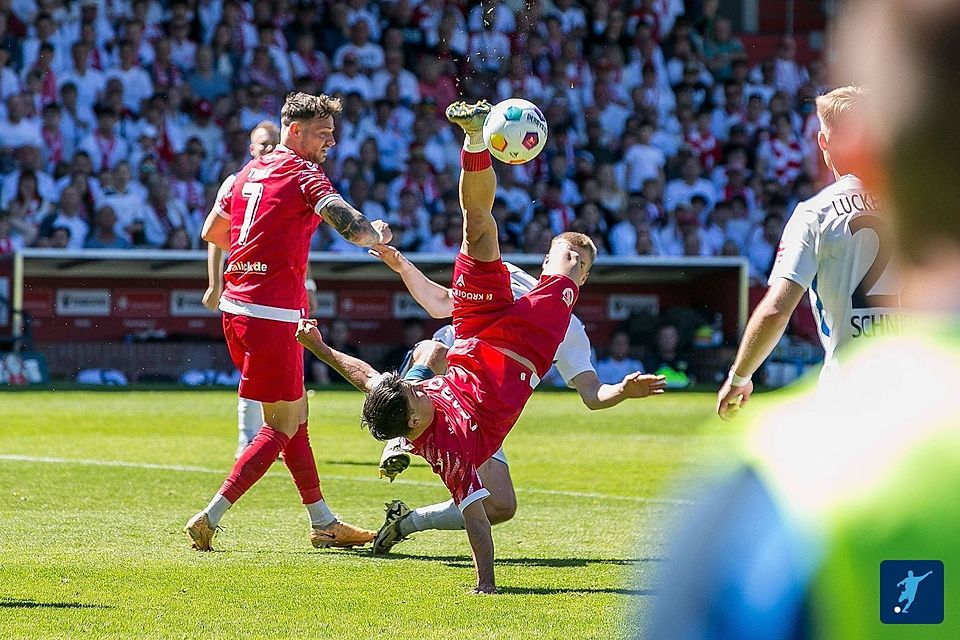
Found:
[0,597,111,609]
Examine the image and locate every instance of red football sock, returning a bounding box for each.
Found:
[219,425,289,503]
[282,422,323,504]
[461,148,492,172]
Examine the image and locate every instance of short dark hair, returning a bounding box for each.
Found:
[361,373,413,441]
[280,92,342,126]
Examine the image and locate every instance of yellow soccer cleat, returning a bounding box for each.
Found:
[184,512,218,551]
[445,100,492,134]
[310,519,376,549]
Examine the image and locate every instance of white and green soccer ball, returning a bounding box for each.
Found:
[482,98,548,165]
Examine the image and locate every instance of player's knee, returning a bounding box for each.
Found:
[412,340,448,374]
[485,495,517,524]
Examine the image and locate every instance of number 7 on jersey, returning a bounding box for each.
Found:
[237,182,264,245]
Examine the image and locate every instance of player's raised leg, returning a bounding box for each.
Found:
[446,100,498,262]
[235,397,263,458]
[373,453,517,554]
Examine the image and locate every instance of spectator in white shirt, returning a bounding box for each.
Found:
[180,100,222,161]
[664,156,720,212]
[168,17,198,71]
[333,20,384,73]
[324,53,374,101]
[139,175,195,248]
[58,42,106,111]
[79,105,130,173]
[97,161,144,240]
[773,35,808,97]
[0,94,42,151]
[624,122,667,193]
[371,51,420,104]
[107,40,154,115]
[467,23,511,74]
[19,13,66,75]
[597,331,645,385]
[39,186,88,249]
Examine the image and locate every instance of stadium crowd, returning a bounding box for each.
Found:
[0,0,824,286]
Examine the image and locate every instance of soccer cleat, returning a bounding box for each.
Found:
[310,519,376,549]
[379,437,411,482]
[372,499,412,555]
[184,511,218,551]
[445,100,492,134]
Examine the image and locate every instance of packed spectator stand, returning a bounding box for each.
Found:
[0,0,824,290]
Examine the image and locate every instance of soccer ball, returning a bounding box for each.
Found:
[482,98,548,164]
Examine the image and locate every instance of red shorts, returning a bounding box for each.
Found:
[450,253,579,377]
[222,313,304,403]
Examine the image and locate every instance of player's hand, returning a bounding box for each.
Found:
[620,372,667,398]
[295,318,323,348]
[372,219,393,245]
[368,243,408,272]
[201,285,221,311]
[716,378,754,421]
[471,584,497,595]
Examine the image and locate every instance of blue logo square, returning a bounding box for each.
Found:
[880,560,944,624]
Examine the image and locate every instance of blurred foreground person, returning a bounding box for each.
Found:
[649,1,960,637]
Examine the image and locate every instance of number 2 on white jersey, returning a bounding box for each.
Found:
[850,215,899,308]
[237,182,264,245]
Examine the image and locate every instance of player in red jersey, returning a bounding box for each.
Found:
[201,120,281,459]
[184,92,392,551]
[296,100,594,593]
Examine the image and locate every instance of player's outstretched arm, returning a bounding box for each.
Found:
[202,242,225,311]
[321,198,392,248]
[571,371,668,410]
[462,501,496,594]
[369,244,454,318]
[716,278,806,421]
[295,319,382,392]
[200,209,230,251]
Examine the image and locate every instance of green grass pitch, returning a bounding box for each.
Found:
[0,389,732,639]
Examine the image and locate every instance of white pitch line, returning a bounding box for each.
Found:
[0,454,691,506]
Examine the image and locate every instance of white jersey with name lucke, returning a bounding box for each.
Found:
[769,174,902,379]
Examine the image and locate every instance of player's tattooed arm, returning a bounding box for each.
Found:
[321,199,391,247]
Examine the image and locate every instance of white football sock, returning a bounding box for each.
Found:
[306,500,336,528]
[237,397,263,447]
[204,493,232,527]
[400,499,465,536]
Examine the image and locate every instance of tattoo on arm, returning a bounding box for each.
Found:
[322,199,379,247]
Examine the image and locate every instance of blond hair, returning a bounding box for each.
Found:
[552,231,598,265]
[280,92,342,126]
[250,120,279,143]
[815,86,867,132]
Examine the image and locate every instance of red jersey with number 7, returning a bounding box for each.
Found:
[214,144,341,319]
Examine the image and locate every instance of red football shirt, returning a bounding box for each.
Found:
[215,144,340,320]
[409,339,536,510]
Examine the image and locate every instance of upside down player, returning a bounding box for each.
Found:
[184,92,392,551]
[296,100,595,593]
[364,243,666,554]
